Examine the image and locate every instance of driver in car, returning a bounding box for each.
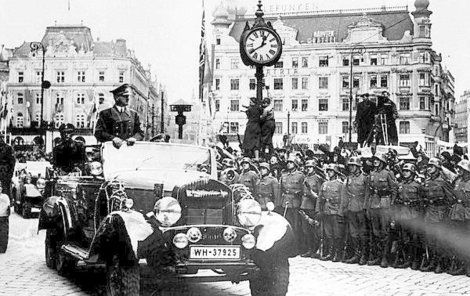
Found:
[52,124,87,175]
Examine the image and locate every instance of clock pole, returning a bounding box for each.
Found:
[255,66,264,104]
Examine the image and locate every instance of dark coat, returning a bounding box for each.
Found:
[0,143,15,196]
[94,106,144,142]
[356,99,377,144]
[242,105,262,153]
[52,139,86,173]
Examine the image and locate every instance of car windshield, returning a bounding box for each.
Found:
[102,142,212,177]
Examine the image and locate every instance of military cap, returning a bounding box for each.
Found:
[258,162,270,170]
[457,159,470,173]
[58,123,75,133]
[110,83,132,97]
[427,157,441,169]
[347,156,362,167]
[402,163,416,173]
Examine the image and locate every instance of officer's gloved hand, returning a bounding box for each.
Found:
[112,137,123,149]
[127,137,136,146]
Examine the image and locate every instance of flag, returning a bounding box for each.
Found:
[25,89,33,124]
[198,0,206,102]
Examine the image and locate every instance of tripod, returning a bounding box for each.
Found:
[364,112,389,146]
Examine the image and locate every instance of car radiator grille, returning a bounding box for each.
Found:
[186,208,223,225]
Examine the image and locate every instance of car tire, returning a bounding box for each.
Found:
[250,257,289,296]
[22,202,31,218]
[45,229,57,269]
[106,257,140,296]
[56,250,77,276]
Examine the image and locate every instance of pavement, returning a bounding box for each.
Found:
[1,210,470,296]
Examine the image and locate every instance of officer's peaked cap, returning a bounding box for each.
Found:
[110,84,132,96]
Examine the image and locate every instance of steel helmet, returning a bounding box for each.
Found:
[373,152,388,164]
[402,163,416,173]
[258,162,270,170]
[428,157,442,169]
[286,155,298,166]
[305,160,316,168]
[347,156,362,167]
[457,159,470,173]
[221,158,235,168]
[325,163,338,173]
[240,157,251,165]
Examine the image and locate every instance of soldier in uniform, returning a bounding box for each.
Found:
[300,160,323,258]
[343,156,370,265]
[238,157,259,196]
[317,164,346,262]
[367,152,398,268]
[0,135,15,198]
[255,162,279,211]
[420,158,456,273]
[279,155,305,250]
[393,163,424,270]
[52,124,87,175]
[355,93,377,147]
[447,160,470,276]
[94,84,144,149]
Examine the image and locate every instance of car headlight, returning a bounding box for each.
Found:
[223,227,237,243]
[237,199,262,227]
[173,233,189,249]
[124,198,134,209]
[241,234,256,249]
[154,196,182,227]
[36,178,46,189]
[186,227,202,243]
[90,161,103,176]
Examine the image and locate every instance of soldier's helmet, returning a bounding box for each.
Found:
[347,156,362,167]
[286,155,298,166]
[402,163,416,173]
[221,158,235,168]
[325,163,338,173]
[258,162,270,171]
[240,157,251,165]
[428,157,442,169]
[457,159,470,173]
[373,152,387,164]
[58,123,75,134]
[305,160,316,168]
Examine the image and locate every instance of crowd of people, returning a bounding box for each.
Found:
[218,143,470,277]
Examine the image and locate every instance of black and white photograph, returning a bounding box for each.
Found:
[0,0,470,295]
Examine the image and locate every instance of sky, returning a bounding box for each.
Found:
[0,0,469,102]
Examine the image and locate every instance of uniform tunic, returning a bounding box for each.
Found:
[344,172,370,212]
[256,174,280,210]
[238,170,259,196]
[369,168,397,209]
[280,169,305,208]
[449,176,470,221]
[94,106,144,142]
[423,173,455,223]
[395,179,423,221]
[302,173,322,210]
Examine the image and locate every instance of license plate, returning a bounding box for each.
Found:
[190,245,240,259]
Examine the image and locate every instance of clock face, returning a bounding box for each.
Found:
[244,28,281,64]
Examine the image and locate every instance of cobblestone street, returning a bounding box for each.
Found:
[1,210,470,296]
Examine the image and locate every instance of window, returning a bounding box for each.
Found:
[77,71,86,83]
[342,98,349,111]
[291,99,298,111]
[75,114,86,128]
[35,93,41,104]
[17,93,24,104]
[98,93,105,105]
[399,121,410,134]
[353,57,360,66]
[419,52,430,63]
[342,58,349,66]
[342,121,349,134]
[319,77,328,89]
[273,78,283,90]
[370,57,378,65]
[216,38,221,45]
[399,74,410,87]
[419,73,429,86]
[16,113,24,127]
[231,59,239,69]
[18,71,24,83]
[291,122,298,134]
[318,121,328,134]
[399,54,410,65]
[215,78,221,90]
[319,56,329,67]
[435,84,439,95]
[274,61,283,68]
[301,122,308,134]
[54,113,65,128]
[273,99,283,111]
[230,100,239,112]
[275,122,283,134]
[56,71,65,83]
[370,75,377,88]
[399,97,410,110]
[56,93,64,105]
[292,57,298,68]
[36,71,42,83]
[380,75,388,87]
[119,71,125,83]
[342,76,349,88]
[319,99,328,111]
[419,97,426,110]
[215,100,220,112]
[76,93,86,104]
[35,112,41,123]
[230,122,239,133]
[380,55,388,65]
[98,71,105,82]
[215,58,220,69]
[249,79,255,90]
[301,57,309,68]
[291,77,298,90]
[353,77,360,88]
[301,77,309,90]
[301,99,308,111]
[230,79,239,90]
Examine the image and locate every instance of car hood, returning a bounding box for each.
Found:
[106,169,210,191]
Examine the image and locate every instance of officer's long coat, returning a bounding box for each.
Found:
[94,106,144,142]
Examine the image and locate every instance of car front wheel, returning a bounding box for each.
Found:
[45,229,57,269]
[106,256,140,296]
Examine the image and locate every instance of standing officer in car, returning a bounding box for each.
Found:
[255,162,279,210]
[95,84,144,149]
[52,123,87,174]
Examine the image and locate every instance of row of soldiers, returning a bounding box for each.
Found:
[219,152,470,276]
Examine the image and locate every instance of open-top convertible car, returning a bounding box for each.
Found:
[38,141,296,296]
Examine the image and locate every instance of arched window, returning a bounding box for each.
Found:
[16,113,24,127]
[75,113,86,128]
[54,113,65,128]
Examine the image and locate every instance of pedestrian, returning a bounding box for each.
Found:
[368,152,398,268]
[317,164,346,262]
[242,97,262,160]
[0,135,15,199]
[0,183,10,253]
[343,156,370,265]
[94,83,144,149]
[255,162,280,210]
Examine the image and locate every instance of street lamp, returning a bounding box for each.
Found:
[348,44,366,144]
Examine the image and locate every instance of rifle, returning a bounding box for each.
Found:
[236,134,243,151]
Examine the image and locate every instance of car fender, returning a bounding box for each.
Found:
[38,196,71,232]
[254,211,296,257]
[89,210,154,264]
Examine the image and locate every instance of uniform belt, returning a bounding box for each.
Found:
[372,189,391,196]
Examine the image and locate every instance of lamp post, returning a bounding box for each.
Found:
[348,44,366,144]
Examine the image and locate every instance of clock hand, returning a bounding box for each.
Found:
[248,35,268,54]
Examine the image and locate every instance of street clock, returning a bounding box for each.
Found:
[241,26,282,67]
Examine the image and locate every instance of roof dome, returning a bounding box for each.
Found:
[213,3,229,19]
[414,0,430,10]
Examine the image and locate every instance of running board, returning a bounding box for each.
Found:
[61,244,90,261]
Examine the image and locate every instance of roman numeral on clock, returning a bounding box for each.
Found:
[253,52,258,60]
[269,49,275,55]
[253,32,258,38]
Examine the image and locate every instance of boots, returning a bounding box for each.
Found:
[434,256,444,274]
[332,239,343,262]
[420,250,436,272]
[345,238,360,264]
[395,245,411,269]
[359,238,368,266]
[411,247,420,270]
[448,259,466,276]
[380,240,389,268]
[466,263,470,277]
[320,239,334,261]
[367,240,381,266]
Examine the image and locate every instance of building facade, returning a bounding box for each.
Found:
[7,24,167,151]
[209,0,455,156]
[454,90,470,143]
